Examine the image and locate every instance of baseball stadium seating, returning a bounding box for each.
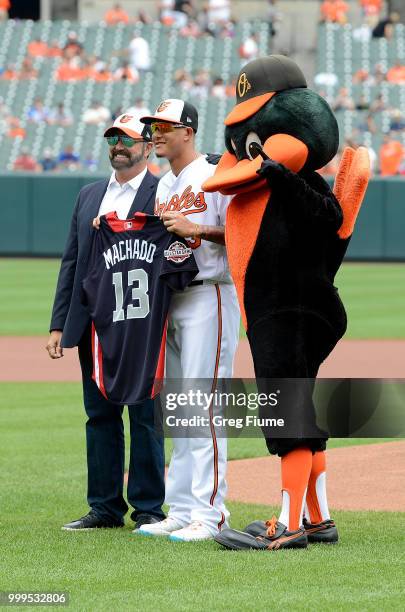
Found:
[1,18,404,173]
[0,18,270,173]
[316,22,405,153]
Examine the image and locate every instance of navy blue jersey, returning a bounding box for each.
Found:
[82,211,198,404]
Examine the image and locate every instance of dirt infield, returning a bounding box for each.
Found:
[226,441,405,512]
[0,337,404,381]
[2,336,404,512]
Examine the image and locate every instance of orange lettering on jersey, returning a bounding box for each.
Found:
[155,185,208,217]
[194,192,207,210]
[179,186,195,209]
[166,194,180,211]
[155,197,165,216]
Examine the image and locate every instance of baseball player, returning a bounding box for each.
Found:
[136,99,240,541]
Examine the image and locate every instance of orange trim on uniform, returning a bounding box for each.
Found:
[217,511,226,530]
[151,319,168,398]
[91,322,96,381]
[225,188,269,330]
[306,451,326,524]
[207,284,223,528]
[97,330,107,399]
[281,448,312,531]
[224,92,276,126]
[105,211,147,233]
[91,322,108,399]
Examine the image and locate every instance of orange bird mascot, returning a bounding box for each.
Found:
[203,55,370,551]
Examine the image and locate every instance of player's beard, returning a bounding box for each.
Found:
[109,147,145,169]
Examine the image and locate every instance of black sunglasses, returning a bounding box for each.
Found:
[105,135,146,147]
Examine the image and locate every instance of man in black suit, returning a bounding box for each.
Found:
[46,114,165,531]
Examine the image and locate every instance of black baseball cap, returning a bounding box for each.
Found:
[140,98,198,133]
[225,55,307,126]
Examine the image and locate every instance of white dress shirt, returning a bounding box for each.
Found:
[98,167,147,219]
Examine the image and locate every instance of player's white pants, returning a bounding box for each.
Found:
[164,282,240,533]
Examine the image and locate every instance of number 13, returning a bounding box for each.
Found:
[112,269,150,322]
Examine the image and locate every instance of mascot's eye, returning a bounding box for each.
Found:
[245,132,262,160]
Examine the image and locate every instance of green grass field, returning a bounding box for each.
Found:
[1,383,404,611]
[1,258,404,610]
[1,259,405,338]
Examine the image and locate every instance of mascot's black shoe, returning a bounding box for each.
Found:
[303,518,338,543]
[215,518,307,551]
[244,517,338,544]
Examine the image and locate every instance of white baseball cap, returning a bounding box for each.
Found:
[140,99,198,132]
[104,113,151,140]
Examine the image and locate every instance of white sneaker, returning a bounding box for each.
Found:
[169,521,215,542]
[135,516,185,536]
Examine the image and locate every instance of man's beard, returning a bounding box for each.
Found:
[109,148,144,169]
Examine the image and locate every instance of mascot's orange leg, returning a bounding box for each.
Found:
[305,451,331,524]
[278,448,312,531]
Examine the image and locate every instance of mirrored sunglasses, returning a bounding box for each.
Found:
[150,122,186,134]
[105,135,145,147]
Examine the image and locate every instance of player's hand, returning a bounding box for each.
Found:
[161,211,198,238]
[46,331,64,359]
[92,216,100,229]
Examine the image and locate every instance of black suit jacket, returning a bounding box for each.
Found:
[50,170,158,348]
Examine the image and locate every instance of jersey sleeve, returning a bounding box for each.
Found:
[159,235,199,291]
[216,192,233,226]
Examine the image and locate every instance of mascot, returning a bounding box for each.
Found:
[202,55,370,551]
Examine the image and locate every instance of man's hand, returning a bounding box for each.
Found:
[46,330,64,359]
[93,216,100,229]
[161,211,198,238]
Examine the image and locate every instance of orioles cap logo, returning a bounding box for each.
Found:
[119,114,133,123]
[237,73,251,98]
[156,101,171,113]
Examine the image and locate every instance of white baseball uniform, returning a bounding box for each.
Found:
[157,155,240,534]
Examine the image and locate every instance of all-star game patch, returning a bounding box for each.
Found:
[164,241,192,263]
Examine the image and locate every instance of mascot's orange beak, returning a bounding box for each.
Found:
[203,134,309,195]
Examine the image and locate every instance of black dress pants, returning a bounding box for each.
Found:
[78,326,165,524]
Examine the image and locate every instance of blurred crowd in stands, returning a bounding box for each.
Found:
[12,144,86,173]
[0,92,153,173]
[0,1,403,175]
[0,16,265,88]
[316,0,405,176]
[320,0,401,41]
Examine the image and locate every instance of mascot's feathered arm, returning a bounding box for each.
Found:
[333,146,370,239]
